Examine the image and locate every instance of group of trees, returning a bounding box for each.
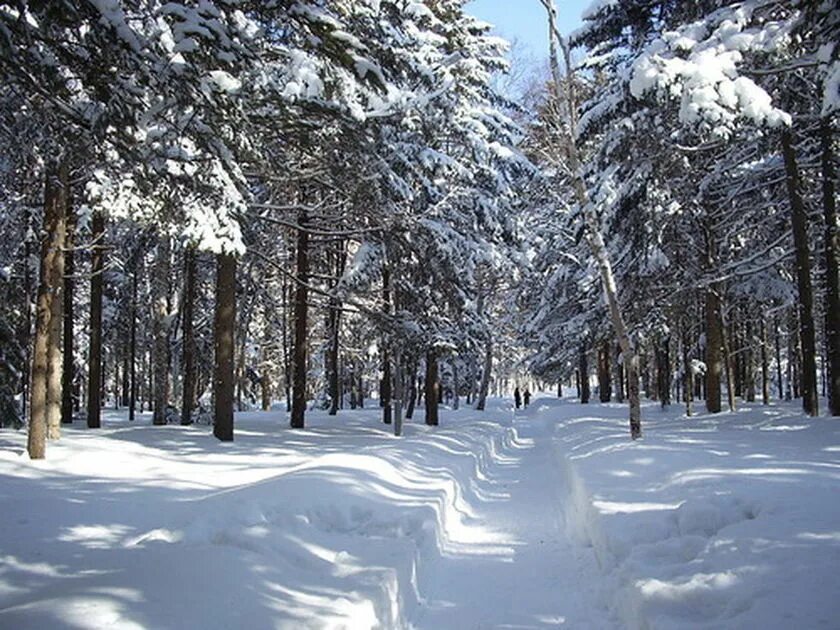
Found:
[1,1,837,458]
[520,0,840,425]
[0,1,529,458]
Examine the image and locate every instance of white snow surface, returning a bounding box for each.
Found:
[0,397,838,628]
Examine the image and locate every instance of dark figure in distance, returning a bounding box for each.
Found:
[514,387,521,409]
[524,389,531,408]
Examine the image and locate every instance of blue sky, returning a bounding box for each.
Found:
[465,0,591,61]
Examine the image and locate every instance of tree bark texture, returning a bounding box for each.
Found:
[61,201,75,425]
[381,264,392,424]
[152,235,171,425]
[782,128,819,416]
[820,118,840,415]
[181,247,196,425]
[28,161,67,458]
[45,163,67,441]
[579,344,590,404]
[291,216,309,429]
[424,350,439,426]
[87,212,105,428]
[598,339,611,403]
[213,253,236,441]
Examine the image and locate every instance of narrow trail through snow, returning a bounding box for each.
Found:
[411,406,617,629]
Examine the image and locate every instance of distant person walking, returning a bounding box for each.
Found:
[514,387,522,410]
[524,389,531,408]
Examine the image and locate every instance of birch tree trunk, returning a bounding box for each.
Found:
[543,0,641,438]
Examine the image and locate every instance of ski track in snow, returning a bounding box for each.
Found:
[1,396,838,628]
[0,398,616,629]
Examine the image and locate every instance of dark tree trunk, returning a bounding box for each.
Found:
[598,339,611,403]
[819,118,840,415]
[28,161,67,458]
[406,360,417,419]
[213,253,236,441]
[579,345,590,404]
[705,285,723,413]
[129,261,137,422]
[290,217,309,429]
[761,319,770,405]
[614,344,625,403]
[87,211,105,429]
[381,264,392,424]
[152,235,171,425]
[659,336,671,408]
[181,247,196,425]
[282,272,291,412]
[327,243,345,416]
[61,200,75,424]
[424,349,439,426]
[782,128,819,415]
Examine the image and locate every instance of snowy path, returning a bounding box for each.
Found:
[411,408,616,629]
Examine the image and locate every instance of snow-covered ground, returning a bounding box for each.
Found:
[0,396,838,629]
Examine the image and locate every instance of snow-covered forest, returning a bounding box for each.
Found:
[1,1,839,628]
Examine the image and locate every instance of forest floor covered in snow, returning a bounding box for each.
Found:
[0,397,838,629]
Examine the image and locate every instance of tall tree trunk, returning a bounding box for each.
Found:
[393,350,403,436]
[476,336,492,411]
[745,318,756,403]
[381,264,392,424]
[660,335,671,408]
[129,260,137,422]
[181,247,196,425]
[152,235,171,425]
[544,0,640,437]
[290,217,309,429]
[45,163,67,440]
[705,261,723,414]
[27,161,66,458]
[261,304,272,412]
[579,344,590,403]
[820,118,840,415]
[282,272,291,412]
[327,243,344,416]
[213,253,236,441]
[782,128,819,416]
[722,313,737,412]
[683,322,694,417]
[761,319,770,405]
[452,360,460,410]
[86,211,105,429]
[775,316,784,400]
[424,349,439,426]
[598,339,611,402]
[406,360,417,419]
[61,197,75,424]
